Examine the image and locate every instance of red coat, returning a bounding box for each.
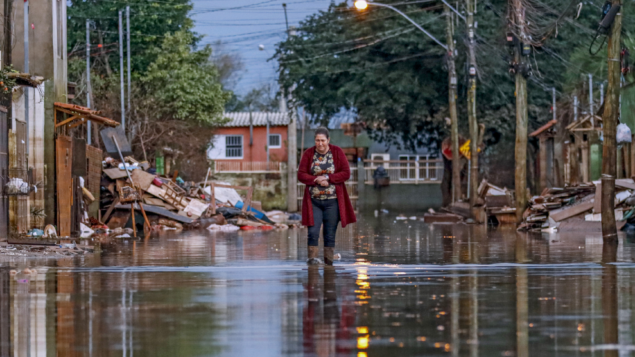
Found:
[298,145,357,228]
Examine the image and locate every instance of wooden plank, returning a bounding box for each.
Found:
[86,145,103,218]
[54,115,81,128]
[593,183,602,213]
[550,201,594,222]
[102,197,120,222]
[56,136,73,237]
[103,167,128,180]
[130,169,156,191]
[615,179,635,190]
[68,118,88,130]
[7,238,58,246]
[115,203,194,223]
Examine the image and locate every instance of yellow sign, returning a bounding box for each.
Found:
[459,140,481,160]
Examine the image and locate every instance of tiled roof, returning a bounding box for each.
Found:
[222,112,290,127]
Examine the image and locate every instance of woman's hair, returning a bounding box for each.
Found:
[314,127,330,139]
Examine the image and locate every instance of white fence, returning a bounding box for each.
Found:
[215,161,281,173]
[363,159,442,184]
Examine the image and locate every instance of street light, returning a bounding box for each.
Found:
[354,0,368,10]
[353,0,462,203]
[353,0,447,50]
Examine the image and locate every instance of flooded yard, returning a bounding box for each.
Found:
[2,212,635,356]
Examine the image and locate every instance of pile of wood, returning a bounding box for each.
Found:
[100,156,214,232]
[519,180,635,232]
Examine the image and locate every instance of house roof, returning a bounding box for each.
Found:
[529,119,558,137]
[223,112,290,127]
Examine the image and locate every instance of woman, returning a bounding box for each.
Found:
[298,127,357,265]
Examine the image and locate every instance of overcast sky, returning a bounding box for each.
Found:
[191,0,331,95]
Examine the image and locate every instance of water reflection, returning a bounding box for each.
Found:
[2,215,635,355]
[303,267,353,356]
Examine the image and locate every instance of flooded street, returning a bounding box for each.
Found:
[2,212,635,356]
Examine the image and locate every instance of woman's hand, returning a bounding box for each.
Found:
[314,175,328,184]
[319,180,329,187]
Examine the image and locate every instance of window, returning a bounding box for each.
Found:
[370,153,390,168]
[268,134,281,148]
[225,135,243,158]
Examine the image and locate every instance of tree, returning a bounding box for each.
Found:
[67,0,195,76]
[274,0,634,188]
[141,31,230,124]
[210,40,245,90]
[225,83,279,112]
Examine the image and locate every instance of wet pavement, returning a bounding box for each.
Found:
[1,212,635,356]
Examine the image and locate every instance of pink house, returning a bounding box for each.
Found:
[208,112,290,171]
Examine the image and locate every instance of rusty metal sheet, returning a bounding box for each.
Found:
[56,135,73,237]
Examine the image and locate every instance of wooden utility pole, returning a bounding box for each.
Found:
[466,0,478,207]
[513,0,529,222]
[601,0,622,242]
[445,4,461,202]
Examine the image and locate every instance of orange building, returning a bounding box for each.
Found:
[208,112,290,170]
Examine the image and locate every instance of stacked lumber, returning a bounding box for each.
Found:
[519,181,634,232]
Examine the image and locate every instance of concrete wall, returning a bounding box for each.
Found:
[209,126,289,163]
[214,165,289,211]
[9,0,67,85]
[3,0,68,224]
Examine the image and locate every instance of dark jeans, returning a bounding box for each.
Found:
[308,198,340,248]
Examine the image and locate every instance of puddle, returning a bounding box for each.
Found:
[1,212,634,356]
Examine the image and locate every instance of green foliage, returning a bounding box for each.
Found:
[67,0,195,75]
[275,0,635,150]
[225,83,279,112]
[141,31,230,124]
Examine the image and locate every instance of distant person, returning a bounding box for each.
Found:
[298,127,357,265]
[373,164,388,189]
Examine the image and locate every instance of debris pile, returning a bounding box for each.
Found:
[518,180,635,232]
[99,157,300,235]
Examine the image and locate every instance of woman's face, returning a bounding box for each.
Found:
[315,134,330,152]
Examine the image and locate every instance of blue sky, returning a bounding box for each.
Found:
[191,0,331,95]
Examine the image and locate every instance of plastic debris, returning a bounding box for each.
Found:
[207,224,240,232]
[27,228,44,237]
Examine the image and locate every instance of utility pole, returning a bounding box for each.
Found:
[552,87,556,121]
[284,8,298,212]
[513,0,529,222]
[589,74,594,126]
[24,0,28,153]
[444,4,461,203]
[266,111,270,168]
[466,0,478,208]
[126,6,131,115]
[601,0,622,242]
[1,0,12,239]
[118,10,125,131]
[86,20,92,145]
[571,95,580,184]
[600,82,605,105]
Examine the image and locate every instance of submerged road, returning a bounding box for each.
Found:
[1,212,635,356]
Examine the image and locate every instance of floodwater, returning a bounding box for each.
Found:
[1,213,635,356]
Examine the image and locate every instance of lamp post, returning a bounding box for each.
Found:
[354,0,462,202]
